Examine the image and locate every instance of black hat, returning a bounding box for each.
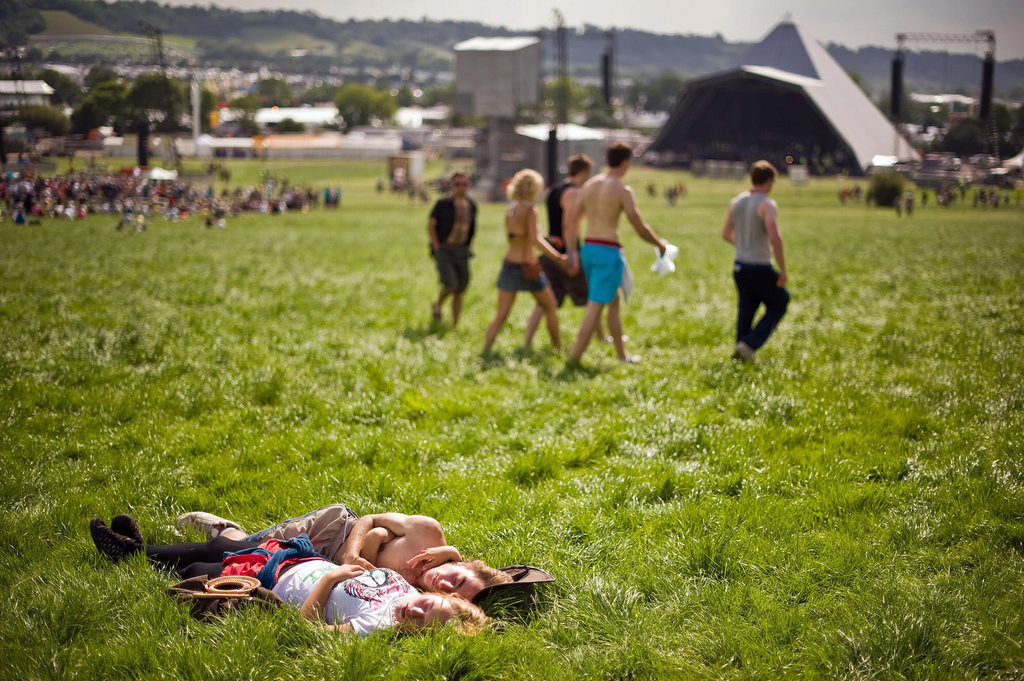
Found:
[472,565,554,605]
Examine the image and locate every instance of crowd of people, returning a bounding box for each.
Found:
[0,169,322,228]
[429,143,789,365]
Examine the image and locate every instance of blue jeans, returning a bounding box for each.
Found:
[733,262,789,350]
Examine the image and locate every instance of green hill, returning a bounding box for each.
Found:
[13,0,1024,97]
[38,10,113,36]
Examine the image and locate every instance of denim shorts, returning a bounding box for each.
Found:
[496,260,549,292]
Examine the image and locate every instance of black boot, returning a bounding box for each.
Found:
[90,517,142,563]
[111,514,145,545]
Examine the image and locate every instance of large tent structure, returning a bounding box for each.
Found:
[1003,148,1024,170]
[646,21,919,175]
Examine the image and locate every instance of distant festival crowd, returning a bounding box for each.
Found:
[0,169,323,228]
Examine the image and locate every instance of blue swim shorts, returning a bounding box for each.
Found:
[580,242,624,304]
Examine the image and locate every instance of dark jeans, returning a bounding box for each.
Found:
[733,262,789,350]
[146,536,261,579]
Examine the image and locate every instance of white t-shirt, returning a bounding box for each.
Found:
[272,563,416,636]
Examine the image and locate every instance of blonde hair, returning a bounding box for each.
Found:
[507,169,545,202]
[444,594,490,636]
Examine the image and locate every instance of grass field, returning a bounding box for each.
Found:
[1,159,1022,679]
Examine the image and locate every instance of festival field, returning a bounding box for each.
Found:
[1,159,1022,679]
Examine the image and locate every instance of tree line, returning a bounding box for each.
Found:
[4,0,1022,97]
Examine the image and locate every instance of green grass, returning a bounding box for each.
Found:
[34,11,196,59]
[235,28,336,54]
[2,159,1023,679]
[38,10,115,36]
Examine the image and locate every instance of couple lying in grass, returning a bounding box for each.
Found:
[90,504,513,636]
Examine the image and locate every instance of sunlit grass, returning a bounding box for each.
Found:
[1,160,1022,679]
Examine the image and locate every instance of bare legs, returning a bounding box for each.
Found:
[534,288,561,350]
[452,292,463,325]
[569,295,630,362]
[486,288,561,353]
[525,305,605,350]
[484,290,517,353]
[434,288,464,326]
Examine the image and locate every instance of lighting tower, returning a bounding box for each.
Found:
[138,20,165,72]
[892,30,997,157]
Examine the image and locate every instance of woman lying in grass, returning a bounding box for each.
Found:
[90,515,489,636]
[176,506,512,602]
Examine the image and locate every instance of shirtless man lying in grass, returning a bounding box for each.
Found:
[90,514,489,637]
[177,505,511,601]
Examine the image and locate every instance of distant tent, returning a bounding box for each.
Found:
[646,21,919,175]
[1003,148,1024,170]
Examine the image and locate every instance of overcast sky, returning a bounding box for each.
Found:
[157,0,1024,60]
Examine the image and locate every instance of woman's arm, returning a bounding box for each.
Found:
[324,623,354,634]
[299,565,364,623]
[532,207,566,262]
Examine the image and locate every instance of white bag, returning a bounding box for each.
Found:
[651,243,679,276]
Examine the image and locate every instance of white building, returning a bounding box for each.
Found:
[0,81,55,109]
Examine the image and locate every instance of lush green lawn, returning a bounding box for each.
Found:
[2,159,1022,680]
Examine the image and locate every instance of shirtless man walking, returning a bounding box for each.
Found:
[566,142,667,364]
[523,154,609,349]
[428,172,477,326]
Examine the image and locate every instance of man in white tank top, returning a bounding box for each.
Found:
[721,161,789,362]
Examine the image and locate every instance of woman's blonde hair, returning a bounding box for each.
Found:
[443,594,491,636]
[507,169,545,202]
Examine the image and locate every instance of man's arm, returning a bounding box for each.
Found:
[357,526,395,566]
[340,515,385,568]
[427,217,440,253]
[760,199,786,287]
[340,513,446,567]
[721,203,736,245]
[622,186,667,254]
[559,186,582,273]
[564,190,585,274]
[406,545,464,572]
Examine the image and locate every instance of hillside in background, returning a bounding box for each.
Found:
[9,0,1024,98]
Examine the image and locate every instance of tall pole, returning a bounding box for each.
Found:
[548,9,569,186]
[980,32,997,159]
[191,78,201,144]
[602,30,615,106]
[555,11,568,125]
[890,38,904,123]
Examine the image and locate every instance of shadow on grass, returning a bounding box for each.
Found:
[551,359,602,382]
[401,322,451,341]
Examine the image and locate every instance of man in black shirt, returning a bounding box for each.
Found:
[427,172,477,326]
[524,154,608,348]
